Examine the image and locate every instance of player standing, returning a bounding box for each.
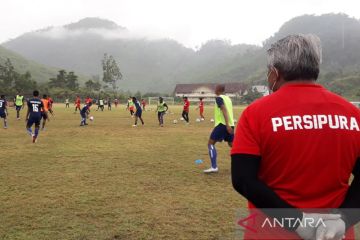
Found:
[14,93,24,120]
[74,96,81,113]
[127,97,135,116]
[107,98,112,111]
[156,97,169,127]
[141,99,147,111]
[182,96,190,124]
[98,98,104,111]
[25,90,44,143]
[196,97,205,120]
[132,97,144,126]
[85,96,92,105]
[0,95,9,129]
[65,98,70,108]
[41,95,50,131]
[231,35,360,239]
[204,85,234,173]
[114,98,119,108]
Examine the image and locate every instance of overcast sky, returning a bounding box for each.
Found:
[1,0,359,48]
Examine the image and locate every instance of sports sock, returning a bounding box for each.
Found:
[27,128,33,135]
[34,128,39,137]
[208,144,217,168]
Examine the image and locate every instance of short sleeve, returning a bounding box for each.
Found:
[231,107,261,156]
[215,97,224,108]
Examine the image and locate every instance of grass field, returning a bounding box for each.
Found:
[0,104,248,240]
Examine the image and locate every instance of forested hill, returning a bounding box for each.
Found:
[2,14,360,97]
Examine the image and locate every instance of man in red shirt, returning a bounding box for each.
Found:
[182,96,190,123]
[231,35,360,239]
[74,96,81,113]
[197,97,205,120]
[85,96,92,109]
[47,95,54,116]
[141,99,146,111]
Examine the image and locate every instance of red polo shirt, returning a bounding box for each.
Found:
[232,83,360,208]
[232,83,360,238]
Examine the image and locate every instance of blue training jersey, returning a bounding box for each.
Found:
[134,100,141,111]
[0,99,6,113]
[81,105,89,114]
[27,98,43,117]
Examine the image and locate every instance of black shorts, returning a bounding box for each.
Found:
[41,112,48,120]
[0,112,6,119]
[210,124,234,143]
[135,110,142,117]
[15,105,22,111]
[27,116,41,127]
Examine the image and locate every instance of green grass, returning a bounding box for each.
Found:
[0,104,248,240]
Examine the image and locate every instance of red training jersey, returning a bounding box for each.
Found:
[183,100,190,112]
[199,100,204,110]
[232,83,360,239]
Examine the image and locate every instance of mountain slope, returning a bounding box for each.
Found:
[0,45,60,82]
[2,18,257,92]
[3,14,360,96]
[0,46,89,85]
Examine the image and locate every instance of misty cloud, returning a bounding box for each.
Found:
[32,26,167,41]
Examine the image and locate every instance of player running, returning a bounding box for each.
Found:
[47,95,54,116]
[14,93,24,120]
[0,95,9,129]
[182,96,190,124]
[74,96,81,113]
[156,97,169,127]
[41,95,50,131]
[25,90,44,143]
[132,97,144,127]
[80,102,91,126]
[196,97,205,120]
[204,85,234,173]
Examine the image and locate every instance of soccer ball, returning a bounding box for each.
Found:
[173,120,178,124]
[196,118,201,122]
[201,118,205,121]
[234,119,238,124]
[180,117,184,121]
[89,116,94,121]
[210,118,215,123]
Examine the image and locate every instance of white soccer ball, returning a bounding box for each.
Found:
[180,117,184,121]
[173,120,178,124]
[201,118,205,121]
[234,119,238,124]
[89,116,94,121]
[196,118,201,122]
[210,118,215,123]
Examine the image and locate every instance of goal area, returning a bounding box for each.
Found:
[148,97,175,106]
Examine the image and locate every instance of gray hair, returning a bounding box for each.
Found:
[267,34,322,81]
